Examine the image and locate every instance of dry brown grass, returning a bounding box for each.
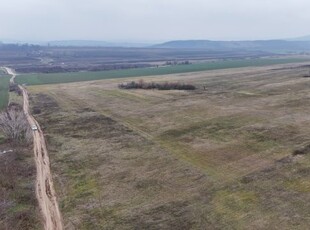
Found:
[0,135,41,230]
[0,89,41,229]
[28,63,310,229]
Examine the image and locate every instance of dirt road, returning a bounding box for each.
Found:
[3,67,16,84]
[5,68,63,230]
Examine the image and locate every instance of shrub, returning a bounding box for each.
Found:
[9,83,22,95]
[118,81,196,90]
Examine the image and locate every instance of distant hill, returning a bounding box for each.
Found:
[288,35,310,41]
[48,40,111,47]
[47,40,151,48]
[152,40,310,53]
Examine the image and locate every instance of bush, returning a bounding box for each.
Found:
[0,106,32,143]
[118,80,196,90]
[9,83,22,96]
[293,144,310,156]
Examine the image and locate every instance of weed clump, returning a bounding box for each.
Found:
[292,144,310,156]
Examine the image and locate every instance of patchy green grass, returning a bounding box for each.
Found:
[212,190,258,228]
[161,115,257,142]
[284,179,310,193]
[8,91,23,106]
[17,58,310,85]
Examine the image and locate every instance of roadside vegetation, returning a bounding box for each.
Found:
[28,64,310,229]
[16,57,310,85]
[0,106,32,143]
[0,104,40,229]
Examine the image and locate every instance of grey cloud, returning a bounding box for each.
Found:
[0,0,309,42]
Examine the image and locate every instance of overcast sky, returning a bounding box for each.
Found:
[1,0,310,42]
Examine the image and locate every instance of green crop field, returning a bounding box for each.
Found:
[16,58,310,85]
[0,75,10,110]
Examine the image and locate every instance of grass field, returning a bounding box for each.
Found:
[0,74,10,110]
[17,57,310,85]
[28,63,310,229]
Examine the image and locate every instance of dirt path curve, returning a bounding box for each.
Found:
[3,67,16,84]
[4,67,63,230]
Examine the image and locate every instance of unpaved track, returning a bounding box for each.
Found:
[3,67,16,84]
[5,67,63,230]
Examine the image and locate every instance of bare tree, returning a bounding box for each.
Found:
[0,108,32,143]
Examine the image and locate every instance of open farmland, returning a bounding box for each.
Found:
[27,63,310,229]
[16,57,310,85]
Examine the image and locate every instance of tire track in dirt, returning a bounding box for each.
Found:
[5,67,63,230]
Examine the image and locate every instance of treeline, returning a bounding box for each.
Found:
[165,60,191,65]
[15,63,152,74]
[118,80,196,90]
[0,43,40,51]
